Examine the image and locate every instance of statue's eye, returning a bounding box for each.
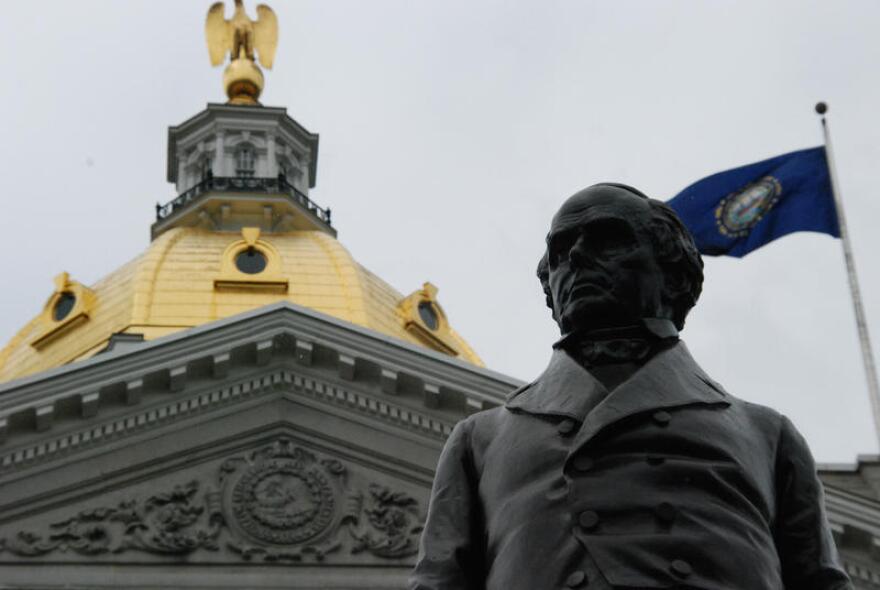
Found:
[548,231,576,265]
[585,219,638,255]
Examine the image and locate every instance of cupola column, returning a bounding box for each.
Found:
[267,135,277,177]
[213,130,225,177]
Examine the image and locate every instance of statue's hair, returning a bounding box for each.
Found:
[536,184,704,330]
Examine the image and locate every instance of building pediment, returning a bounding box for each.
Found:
[0,302,519,587]
[1,431,425,566]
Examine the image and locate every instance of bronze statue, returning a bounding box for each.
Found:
[411,184,851,589]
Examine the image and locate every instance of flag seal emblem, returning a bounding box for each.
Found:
[714,176,782,237]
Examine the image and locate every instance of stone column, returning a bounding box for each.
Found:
[213,130,225,177]
[267,135,277,177]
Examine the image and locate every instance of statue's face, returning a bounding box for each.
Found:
[546,186,668,334]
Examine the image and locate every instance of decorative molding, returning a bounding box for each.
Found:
[0,369,455,475]
[289,373,455,439]
[0,480,221,557]
[843,558,880,588]
[0,302,517,425]
[824,484,880,540]
[1,438,423,563]
[348,484,423,558]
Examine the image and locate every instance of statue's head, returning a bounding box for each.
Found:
[537,183,703,335]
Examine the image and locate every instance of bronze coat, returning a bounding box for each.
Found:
[410,342,851,590]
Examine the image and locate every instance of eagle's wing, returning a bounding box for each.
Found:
[254,4,279,69]
[205,2,232,66]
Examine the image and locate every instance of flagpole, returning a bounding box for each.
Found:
[815,101,880,450]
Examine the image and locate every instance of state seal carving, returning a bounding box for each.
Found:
[714,175,781,237]
[232,458,334,544]
[224,439,343,545]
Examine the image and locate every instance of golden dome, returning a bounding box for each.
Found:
[0,226,483,383]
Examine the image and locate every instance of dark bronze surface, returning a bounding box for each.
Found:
[411,184,852,589]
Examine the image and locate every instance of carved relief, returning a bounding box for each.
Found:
[0,481,221,557]
[348,484,424,558]
[0,438,423,563]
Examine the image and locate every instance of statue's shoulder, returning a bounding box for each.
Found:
[692,365,784,423]
[722,391,790,441]
[449,402,517,450]
[464,402,512,430]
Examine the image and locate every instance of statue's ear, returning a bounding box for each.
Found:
[536,250,559,324]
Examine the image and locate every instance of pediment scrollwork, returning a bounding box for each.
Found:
[0,438,423,563]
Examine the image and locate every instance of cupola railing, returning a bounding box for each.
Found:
[155,174,332,226]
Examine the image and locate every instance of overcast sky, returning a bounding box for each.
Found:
[1,0,879,463]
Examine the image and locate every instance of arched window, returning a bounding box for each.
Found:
[235,145,255,177]
[277,157,301,183]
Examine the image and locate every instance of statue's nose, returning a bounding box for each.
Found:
[569,235,591,266]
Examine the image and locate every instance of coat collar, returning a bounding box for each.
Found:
[506,341,729,433]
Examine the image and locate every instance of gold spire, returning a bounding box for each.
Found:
[205,0,278,105]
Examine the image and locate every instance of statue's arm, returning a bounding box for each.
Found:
[774,415,853,590]
[410,418,485,590]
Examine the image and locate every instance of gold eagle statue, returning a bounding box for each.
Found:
[206,0,278,69]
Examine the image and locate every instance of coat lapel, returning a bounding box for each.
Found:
[571,341,730,452]
[505,348,607,421]
[505,341,730,448]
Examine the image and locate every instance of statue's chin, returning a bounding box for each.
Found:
[559,299,649,335]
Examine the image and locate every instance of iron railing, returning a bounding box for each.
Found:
[155,174,331,226]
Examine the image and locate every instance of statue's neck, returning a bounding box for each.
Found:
[556,320,679,391]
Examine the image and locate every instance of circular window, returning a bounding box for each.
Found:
[53,292,77,321]
[418,301,440,331]
[235,247,267,274]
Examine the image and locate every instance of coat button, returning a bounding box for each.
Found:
[546,478,570,501]
[572,455,594,472]
[578,510,600,530]
[670,559,693,578]
[565,570,587,587]
[557,419,577,436]
[655,502,676,524]
[652,410,672,426]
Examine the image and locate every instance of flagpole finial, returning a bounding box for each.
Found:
[815,102,828,115]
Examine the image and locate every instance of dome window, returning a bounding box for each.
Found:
[52,292,77,321]
[215,228,288,293]
[418,301,439,331]
[235,145,255,178]
[398,282,460,357]
[30,272,96,350]
[278,157,301,181]
[235,247,268,274]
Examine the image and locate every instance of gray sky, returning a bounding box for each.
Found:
[1,0,878,462]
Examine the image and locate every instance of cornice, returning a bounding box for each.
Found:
[0,366,458,479]
[844,558,880,589]
[0,301,519,399]
[0,302,521,468]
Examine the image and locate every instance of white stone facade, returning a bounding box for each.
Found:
[167,104,319,197]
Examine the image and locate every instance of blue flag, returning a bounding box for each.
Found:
[667,147,840,257]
